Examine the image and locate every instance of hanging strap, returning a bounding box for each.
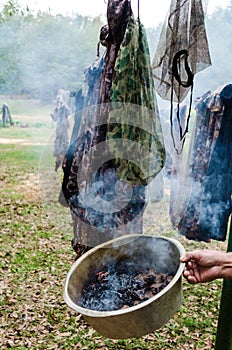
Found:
[170,49,194,154]
[137,0,140,21]
[172,49,194,89]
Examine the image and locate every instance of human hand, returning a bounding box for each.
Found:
[180,250,231,284]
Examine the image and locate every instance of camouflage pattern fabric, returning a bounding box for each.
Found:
[108,18,166,185]
[174,85,232,242]
[152,0,211,103]
[59,1,137,252]
[64,57,104,200]
[60,1,156,255]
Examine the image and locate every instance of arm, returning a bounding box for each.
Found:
[180,250,232,284]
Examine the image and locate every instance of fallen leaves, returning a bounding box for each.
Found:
[0,140,226,349]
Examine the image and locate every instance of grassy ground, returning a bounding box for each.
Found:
[0,99,228,349]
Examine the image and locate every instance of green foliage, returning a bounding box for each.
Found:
[0,5,104,100]
[0,2,231,100]
[0,0,20,20]
[18,13,103,100]
[0,17,22,94]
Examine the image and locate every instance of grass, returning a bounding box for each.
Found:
[0,98,229,349]
[0,95,53,118]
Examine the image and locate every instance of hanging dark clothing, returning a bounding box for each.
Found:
[60,58,103,205]
[60,0,148,253]
[176,84,232,242]
[60,56,105,252]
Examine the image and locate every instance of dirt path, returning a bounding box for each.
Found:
[0,137,46,146]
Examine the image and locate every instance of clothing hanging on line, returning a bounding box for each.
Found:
[108,17,165,186]
[60,55,105,256]
[174,84,232,242]
[152,0,211,102]
[59,58,103,206]
[152,0,211,152]
[61,0,160,257]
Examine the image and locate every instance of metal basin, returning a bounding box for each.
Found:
[64,234,185,339]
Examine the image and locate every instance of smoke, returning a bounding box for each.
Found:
[79,236,180,311]
[0,12,102,99]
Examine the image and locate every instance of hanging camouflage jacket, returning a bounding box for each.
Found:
[108,17,165,185]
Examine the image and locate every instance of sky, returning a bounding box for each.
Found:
[9,0,231,27]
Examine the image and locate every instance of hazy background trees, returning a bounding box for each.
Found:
[0,0,231,103]
[0,1,104,102]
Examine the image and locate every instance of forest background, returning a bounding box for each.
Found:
[0,0,232,104]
